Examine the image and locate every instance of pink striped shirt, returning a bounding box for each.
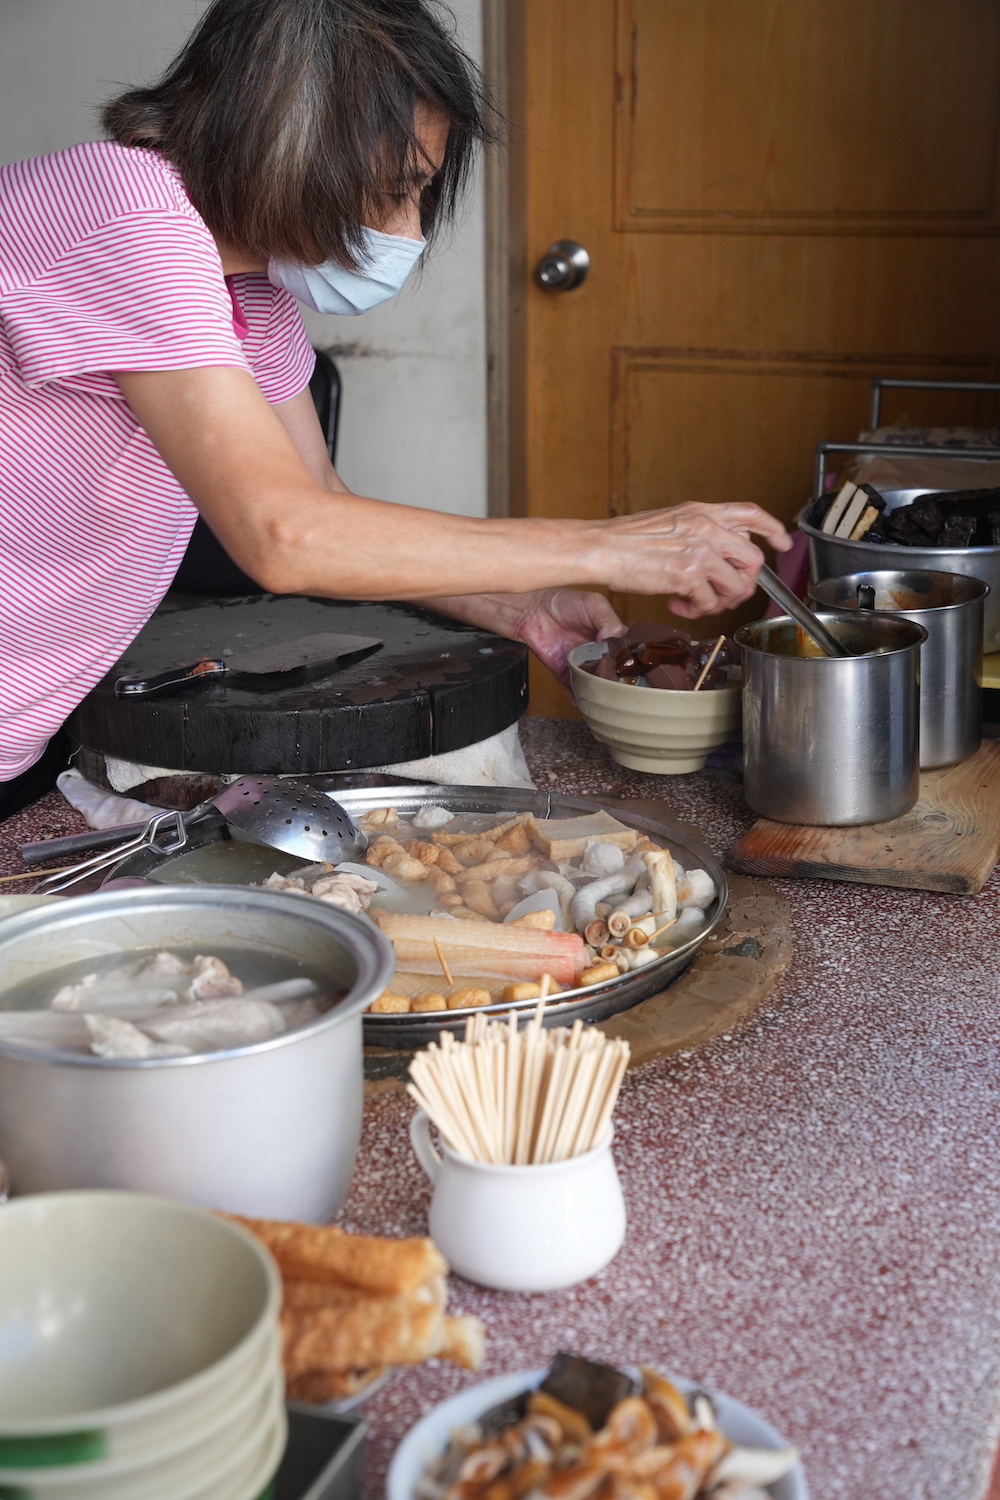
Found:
[0,140,315,779]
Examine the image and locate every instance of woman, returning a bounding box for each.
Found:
[0,0,789,819]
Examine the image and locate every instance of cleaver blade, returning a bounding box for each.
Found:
[114,632,384,698]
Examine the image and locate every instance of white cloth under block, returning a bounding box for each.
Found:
[369,722,535,790]
[101,721,535,796]
[57,769,163,830]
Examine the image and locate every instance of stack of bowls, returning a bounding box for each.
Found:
[0,1192,285,1500]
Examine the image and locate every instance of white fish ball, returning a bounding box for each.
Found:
[581,839,626,876]
[411,805,456,829]
[675,868,716,910]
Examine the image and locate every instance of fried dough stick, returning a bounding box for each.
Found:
[281,1299,484,1376]
[228,1214,447,1295]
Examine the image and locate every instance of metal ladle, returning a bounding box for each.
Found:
[210,776,367,864]
[756,563,853,658]
[35,776,367,894]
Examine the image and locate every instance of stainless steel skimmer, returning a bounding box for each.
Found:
[34,776,367,893]
[209,776,368,865]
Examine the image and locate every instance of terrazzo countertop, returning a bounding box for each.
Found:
[3,719,1000,1500]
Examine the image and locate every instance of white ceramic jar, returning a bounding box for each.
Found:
[409,1112,626,1292]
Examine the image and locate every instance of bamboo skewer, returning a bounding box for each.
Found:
[0,866,75,885]
[647,916,678,944]
[692,634,726,692]
[433,937,454,987]
[406,974,630,1167]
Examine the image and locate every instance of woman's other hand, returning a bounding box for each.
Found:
[493,588,624,685]
[423,589,622,686]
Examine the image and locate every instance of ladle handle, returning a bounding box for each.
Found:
[756,564,851,658]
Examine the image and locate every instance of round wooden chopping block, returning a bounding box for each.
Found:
[69,595,528,774]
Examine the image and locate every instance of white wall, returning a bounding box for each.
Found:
[0,0,488,519]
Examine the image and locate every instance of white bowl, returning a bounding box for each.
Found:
[569,641,741,774]
[387,1368,809,1500]
[0,1192,281,1466]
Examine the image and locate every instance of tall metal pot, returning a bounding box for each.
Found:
[0,887,394,1222]
[736,613,926,826]
[808,570,986,770]
[799,489,1000,651]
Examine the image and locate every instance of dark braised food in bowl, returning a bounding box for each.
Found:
[580,621,740,691]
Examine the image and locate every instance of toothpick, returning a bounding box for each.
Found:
[692,634,726,692]
[647,916,678,944]
[532,1041,569,1163]
[551,1043,601,1161]
[529,972,554,1036]
[432,937,454,986]
[591,1044,630,1149]
[0,865,75,885]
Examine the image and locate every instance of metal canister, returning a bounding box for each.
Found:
[809,570,986,770]
[735,613,926,826]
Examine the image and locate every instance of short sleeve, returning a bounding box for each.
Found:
[231,275,316,405]
[0,210,250,392]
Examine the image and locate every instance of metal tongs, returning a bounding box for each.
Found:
[34,810,196,894]
[30,776,368,894]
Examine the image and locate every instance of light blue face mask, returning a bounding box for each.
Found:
[268,226,425,315]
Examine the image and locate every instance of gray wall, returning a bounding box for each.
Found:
[0,0,488,519]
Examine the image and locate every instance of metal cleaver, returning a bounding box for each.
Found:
[114,632,384,698]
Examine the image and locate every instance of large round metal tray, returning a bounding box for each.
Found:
[107,785,728,1049]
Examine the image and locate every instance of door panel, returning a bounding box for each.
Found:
[618,0,1000,230]
[506,0,1000,716]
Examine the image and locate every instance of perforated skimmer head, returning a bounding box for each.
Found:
[210,776,368,865]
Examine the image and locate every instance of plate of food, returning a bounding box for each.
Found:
[110,787,728,1049]
[388,1353,808,1500]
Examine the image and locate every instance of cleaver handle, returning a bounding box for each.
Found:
[114,659,227,698]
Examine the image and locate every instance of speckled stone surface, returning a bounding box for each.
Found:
[4,723,1000,1500]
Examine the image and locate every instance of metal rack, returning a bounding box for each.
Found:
[813,377,1000,498]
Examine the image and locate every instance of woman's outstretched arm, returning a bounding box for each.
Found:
[115,365,790,616]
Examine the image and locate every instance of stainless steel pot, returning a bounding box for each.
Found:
[799,489,1000,652]
[808,570,986,770]
[735,613,926,826]
[0,887,394,1221]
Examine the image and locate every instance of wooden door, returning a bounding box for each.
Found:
[493,0,1000,717]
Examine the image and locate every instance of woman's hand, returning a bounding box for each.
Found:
[423,589,622,686]
[583,503,791,618]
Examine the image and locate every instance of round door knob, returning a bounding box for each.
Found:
[535,240,590,291]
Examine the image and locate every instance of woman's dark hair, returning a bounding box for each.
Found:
[102,0,493,266]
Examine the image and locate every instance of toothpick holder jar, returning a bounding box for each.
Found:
[409,1112,626,1292]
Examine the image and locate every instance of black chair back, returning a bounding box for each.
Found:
[172,350,340,596]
